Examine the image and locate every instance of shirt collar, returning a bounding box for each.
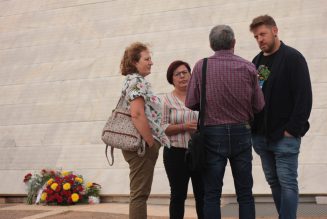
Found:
[213,49,234,56]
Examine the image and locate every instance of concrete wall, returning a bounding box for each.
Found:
[0,0,326,196]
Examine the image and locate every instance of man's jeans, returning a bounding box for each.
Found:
[252,135,301,219]
[202,124,255,219]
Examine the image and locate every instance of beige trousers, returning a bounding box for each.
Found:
[122,141,161,219]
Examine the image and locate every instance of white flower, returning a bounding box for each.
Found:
[88,196,100,204]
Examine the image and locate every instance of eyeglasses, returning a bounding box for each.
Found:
[173,70,190,77]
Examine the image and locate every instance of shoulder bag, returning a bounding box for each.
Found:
[101,95,145,166]
[185,58,208,172]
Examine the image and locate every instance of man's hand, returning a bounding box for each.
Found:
[284,130,293,137]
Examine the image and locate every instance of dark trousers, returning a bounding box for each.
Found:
[203,124,255,219]
[164,146,204,219]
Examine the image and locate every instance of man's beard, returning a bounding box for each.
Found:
[261,38,276,54]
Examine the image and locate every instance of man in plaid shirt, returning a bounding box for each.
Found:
[186,25,264,219]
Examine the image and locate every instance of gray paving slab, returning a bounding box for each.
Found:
[0,202,327,219]
[222,203,327,217]
[0,210,48,219]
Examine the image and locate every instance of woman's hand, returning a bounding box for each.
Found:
[284,130,293,137]
[184,121,198,133]
[147,139,156,148]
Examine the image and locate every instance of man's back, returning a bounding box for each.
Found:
[186,50,264,126]
[186,24,261,219]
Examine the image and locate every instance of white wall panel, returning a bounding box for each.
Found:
[0,0,326,196]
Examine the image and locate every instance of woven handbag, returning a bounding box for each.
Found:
[102,95,145,166]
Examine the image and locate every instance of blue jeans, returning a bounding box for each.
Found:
[252,135,301,219]
[202,124,255,219]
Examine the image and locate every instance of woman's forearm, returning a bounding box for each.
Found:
[165,124,185,136]
[165,121,197,136]
[132,114,154,146]
[130,97,155,146]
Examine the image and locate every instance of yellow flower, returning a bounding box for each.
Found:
[75,177,83,183]
[51,182,58,191]
[47,178,54,185]
[86,182,93,188]
[61,171,70,176]
[41,192,47,201]
[63,183,71,190]
[71,193,79,202]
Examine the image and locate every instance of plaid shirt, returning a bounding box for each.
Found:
[185,50,264,125]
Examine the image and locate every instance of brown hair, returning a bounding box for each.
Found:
[166,60,191,85]
[249,15,277,31]
[120,42,149,76]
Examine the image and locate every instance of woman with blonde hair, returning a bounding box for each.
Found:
[119,42,169,219]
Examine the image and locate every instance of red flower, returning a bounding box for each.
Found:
[47,195,54,202]
[23,173,32,183]
[46,189,54,195]
[55,185,61,193]
[63,175,70,181]
[57,196,63,203]
[54,193,63,203]
[77,185,84,192]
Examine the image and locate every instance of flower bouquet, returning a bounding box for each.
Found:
[40,171,85,205]
[23,170,101,205]
[85,182,101,204]
[23,169,58,204]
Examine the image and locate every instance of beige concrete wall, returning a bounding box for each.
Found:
[0,0,326,196]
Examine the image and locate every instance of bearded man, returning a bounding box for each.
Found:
[249,15,312,219]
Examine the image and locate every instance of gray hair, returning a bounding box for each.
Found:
[209,25,235,51]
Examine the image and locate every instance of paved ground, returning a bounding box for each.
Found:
[0,203,326,219]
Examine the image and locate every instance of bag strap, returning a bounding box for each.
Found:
[198,58,208,132]
[115,95,125,110]
[105,144,114,166]
[104,94,125,166]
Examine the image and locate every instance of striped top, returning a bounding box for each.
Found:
[162,92,198,148]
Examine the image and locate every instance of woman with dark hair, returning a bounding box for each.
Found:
[162,60,204,219]
[120,42,169,219]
